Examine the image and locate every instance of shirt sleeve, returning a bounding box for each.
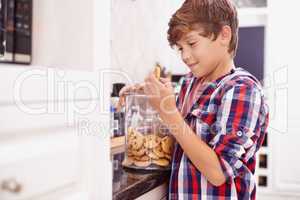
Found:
[211,83,263,180]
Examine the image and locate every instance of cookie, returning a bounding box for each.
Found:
[152,158,169,167]
[129,130,144,150]
[154,63,161,79]
[122,156,134,166]
[134,155,150,162]
[127,127,136,141]
[144,134,160,149]
[148,151,160,159]
[127,149,133,157]
[134,160,151,168]
[161,136,174,155]
[164,154,172,161]
[153,146,165,158]
[132,147,146,157]
[127,127,134,136]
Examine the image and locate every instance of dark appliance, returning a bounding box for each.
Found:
[0,0,32,64]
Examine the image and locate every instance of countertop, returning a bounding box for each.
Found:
[112,151,170,200]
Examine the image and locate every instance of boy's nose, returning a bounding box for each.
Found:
[182,50,193,65]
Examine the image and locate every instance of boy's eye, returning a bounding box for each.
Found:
[189,41,197,46]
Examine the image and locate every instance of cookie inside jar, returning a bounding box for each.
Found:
[123,125,175,170]
[122,93,175,170]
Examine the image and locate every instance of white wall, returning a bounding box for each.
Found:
[111,0,187,84]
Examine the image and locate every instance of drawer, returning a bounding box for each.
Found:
[0,151,79,200]
[0,132,80,200]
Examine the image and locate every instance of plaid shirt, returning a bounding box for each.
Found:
[169,68,269,200]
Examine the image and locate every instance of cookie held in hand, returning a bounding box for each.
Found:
[154,63,161,79]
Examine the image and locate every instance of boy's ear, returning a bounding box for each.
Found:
[218,25,232,48]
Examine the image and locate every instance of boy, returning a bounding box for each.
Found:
[121,0,268,199]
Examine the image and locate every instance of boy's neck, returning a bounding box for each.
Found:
[201,57,235,84]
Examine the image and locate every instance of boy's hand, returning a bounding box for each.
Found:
[117,83,144,111]
[144,73,178,121]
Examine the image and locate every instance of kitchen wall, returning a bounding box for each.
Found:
[111,0,187,84]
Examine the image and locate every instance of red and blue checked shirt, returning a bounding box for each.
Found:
[169,67,269,200]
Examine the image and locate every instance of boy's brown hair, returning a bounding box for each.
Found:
[168,0,239,56]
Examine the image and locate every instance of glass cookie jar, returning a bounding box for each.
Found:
[122,93,175,170]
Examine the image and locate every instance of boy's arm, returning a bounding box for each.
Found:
[163,111,227,186]
[144,74,226,186]
[163,84,263,186]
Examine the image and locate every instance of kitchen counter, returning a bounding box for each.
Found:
[112,151,170,200]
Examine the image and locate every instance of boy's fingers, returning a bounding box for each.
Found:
[135,83,145,91]
[144,73,153,82]
[159,77,173,89]
[148,73,165,88]
[119,85,132,97]
[159,77,171,83]
[119,83,146,97]
[116,97,124,112]
[164,82,173,89]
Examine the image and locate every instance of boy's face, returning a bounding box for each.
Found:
[176,27,229,78]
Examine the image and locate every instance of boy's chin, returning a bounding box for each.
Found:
[190,68,207,78]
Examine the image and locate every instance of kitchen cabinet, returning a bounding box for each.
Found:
[32,0,109,70]
[0,67,111,200]
[32,0,92,68]
[0,134,79,200]
[256,1,300,199]
[0,0,112,199]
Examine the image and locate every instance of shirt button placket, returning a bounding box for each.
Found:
[237,131,243,137]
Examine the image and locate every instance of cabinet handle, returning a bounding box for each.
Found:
[1,178,22,194]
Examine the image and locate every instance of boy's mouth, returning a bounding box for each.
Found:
[187,62,199,69]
